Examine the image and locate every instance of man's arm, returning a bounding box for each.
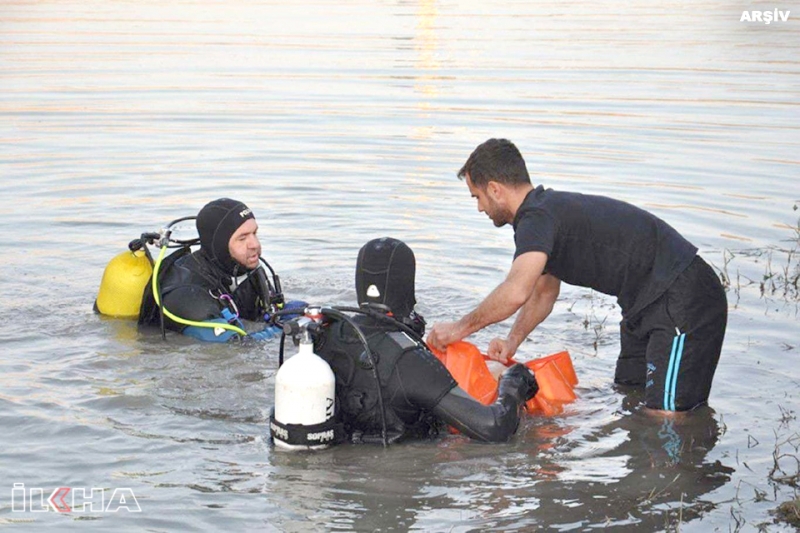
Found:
[488,273,561,361]
[427,251,548,351]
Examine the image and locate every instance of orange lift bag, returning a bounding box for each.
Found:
[432,341,577,416]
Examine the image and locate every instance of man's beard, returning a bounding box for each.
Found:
[490,205,511,227]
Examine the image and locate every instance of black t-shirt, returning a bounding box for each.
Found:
[513,186,697,318]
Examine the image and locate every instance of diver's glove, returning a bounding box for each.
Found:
[281,300,308,321]
[497,364,539,404]
[248,326,282,341]
[264,300,308,325]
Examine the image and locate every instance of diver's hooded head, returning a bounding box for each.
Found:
[196,198,256,276]
[356,238,424,334]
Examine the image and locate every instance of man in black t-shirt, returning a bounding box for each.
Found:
[427,138,727,412]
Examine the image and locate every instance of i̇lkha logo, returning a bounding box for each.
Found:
[11,483,141,513]
[49,487,71,512]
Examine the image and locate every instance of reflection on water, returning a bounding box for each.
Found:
[1,0,799,530]
[535,403,732,531]
[259,402,732,531]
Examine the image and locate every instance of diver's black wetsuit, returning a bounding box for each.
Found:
[315,313,538,444]
[139,247,278,342]
[162,248,264,323]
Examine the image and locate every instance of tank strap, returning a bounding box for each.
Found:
[269,414,346,447]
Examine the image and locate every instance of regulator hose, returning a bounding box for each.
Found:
[151,244,248,338]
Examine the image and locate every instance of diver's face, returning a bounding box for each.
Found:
[466,174,508,227]
[228,218,261,270]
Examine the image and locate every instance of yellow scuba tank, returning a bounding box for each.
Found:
[95,250,153,318]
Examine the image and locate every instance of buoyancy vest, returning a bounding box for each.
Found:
[138,248,265,331]
[314,316,458,444]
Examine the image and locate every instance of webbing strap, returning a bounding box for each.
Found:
[269,415,345,447]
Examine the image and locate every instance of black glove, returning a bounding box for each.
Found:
[497,364,539,404]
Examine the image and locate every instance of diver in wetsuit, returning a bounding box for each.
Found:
[313,237,540,444]
[139,198,302,342]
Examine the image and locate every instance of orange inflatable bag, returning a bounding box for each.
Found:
[432,341,577,416]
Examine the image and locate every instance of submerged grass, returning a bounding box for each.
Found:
[743,407,799,530]
[717,209,800,528]
[711,215,800,329]
[775,498,800,529]
[770,426,800,529]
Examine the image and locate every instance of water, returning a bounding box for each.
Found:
[1,0,799,530]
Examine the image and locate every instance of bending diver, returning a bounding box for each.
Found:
[138,198,304,342]
[308,237,540,444]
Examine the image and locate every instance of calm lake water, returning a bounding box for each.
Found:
[1,1,799,530]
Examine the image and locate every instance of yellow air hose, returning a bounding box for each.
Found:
[151,243,247,337]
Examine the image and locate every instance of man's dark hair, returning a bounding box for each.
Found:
[457,138,531,188]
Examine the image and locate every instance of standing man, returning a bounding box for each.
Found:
[426,138,727,412]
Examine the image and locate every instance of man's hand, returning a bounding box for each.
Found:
[426,252,549,354]
[487,337,518,363]
[426,321,466,352]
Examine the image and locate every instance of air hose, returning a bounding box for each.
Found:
[151,243,248,337]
